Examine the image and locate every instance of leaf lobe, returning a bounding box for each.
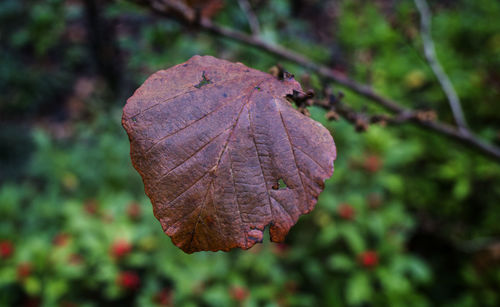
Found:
[122,55,336,253]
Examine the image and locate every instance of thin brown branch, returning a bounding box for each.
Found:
[322,94,385,133]
[141,0,500,163]
[414,0,468,132]
[237,0,260,36]
[198,19,500,162]
[290,89,436,133]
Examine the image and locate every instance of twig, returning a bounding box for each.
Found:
[141,0,500,163]
[457,237,500,254]
[322,91,386,132]
[291,89,436,132]
[414,0,468,132]
[198,19,500,162]
[237,0,260,36]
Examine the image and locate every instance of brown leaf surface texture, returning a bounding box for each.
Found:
[122,56,336,253]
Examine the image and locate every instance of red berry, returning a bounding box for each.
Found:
[84,199,99,215]
[0,240,14,259]
[153,288,173,306]
[53,233,70,247]
[68,253,84,265]
[110,239,132,259]
[338,203,355,220]
[230,285,249,302]
[363,155,382,173]
[127,202,141,220]
[17,262,31,279]
[116,271,140,290]
[359,250,379,268]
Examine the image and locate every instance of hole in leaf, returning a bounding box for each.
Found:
[122,55,336,253]
[272,178,288,190]
[194,71,211,89]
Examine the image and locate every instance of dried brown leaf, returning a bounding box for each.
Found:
[122,55,336,253]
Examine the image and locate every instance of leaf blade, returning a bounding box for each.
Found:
[122,55,336,253]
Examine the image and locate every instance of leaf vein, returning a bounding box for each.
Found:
[144,92,248,153]
[185,77,270,251]
[292,144,328,173]
[279,110,309,197]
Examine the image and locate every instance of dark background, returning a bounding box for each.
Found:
[1,0,500,306]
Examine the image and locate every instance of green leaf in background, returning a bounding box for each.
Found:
[1,0,500,306]
[346,272,372,306]
[328,254,355,271]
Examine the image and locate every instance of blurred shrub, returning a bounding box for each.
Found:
[1,0,500,306]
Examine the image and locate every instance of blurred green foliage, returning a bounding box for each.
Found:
[1,0,500,306]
